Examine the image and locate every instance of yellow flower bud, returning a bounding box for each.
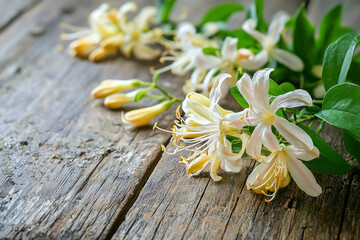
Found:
[91,80,141,98]
[187,93,231,116]
[186,154,210,176]
[68,37,98,58]
[89,47,116,62]
[104,91,136,109]
[122,101,172,127]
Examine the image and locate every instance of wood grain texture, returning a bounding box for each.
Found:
[113,1,360,239]
[0,0,359,239]
[0,0,181,239]
[114,127,358,239]
[0,0,40,31]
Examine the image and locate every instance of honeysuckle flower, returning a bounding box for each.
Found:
[113,2,163,60]
[122,100,172,127]
[159,73,249,181]
[155,22,217,76]
[247,144,321,201]
[61,4,119,59]
[189,37,267,94]
[225,68,314,160]
[243,11,304,72]
[91,79,141,98]
[104,90,138,109]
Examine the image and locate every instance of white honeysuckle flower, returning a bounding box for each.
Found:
[247,144,321,201]
[243,11,304,72]
[155,22,217,76]
[225,68,314,160]
[115,2,162,60]
[159,73,248,181]
[190,37,267,94]
[61,3,119,58]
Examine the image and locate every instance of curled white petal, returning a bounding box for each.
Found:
[242,19,267,45]
[240,49,268,70]
[285,145,319,161]
[270,89,312,113]
[273,48,304,72]
[252,68,274,110]
[268,11,290,44]
[246,122,267,159]
[273,116,314,150]
[287,155,322,197]
[221,37,238,62]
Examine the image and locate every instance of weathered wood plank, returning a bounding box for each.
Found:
[340,172,360,239]
[0,0,182,239]
[114,125,357,239]
[0,0,40,32]
[114,1,360,240]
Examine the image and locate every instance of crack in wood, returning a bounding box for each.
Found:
[103,137,172,240]
[337,170,356,240]
[0,0,42,33]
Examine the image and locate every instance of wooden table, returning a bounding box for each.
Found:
[0,0,359,239]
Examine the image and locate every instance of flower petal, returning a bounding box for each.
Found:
[134,6,157,30]
[133,44,161,60]
[221,37,238,62]
[225,111,247,129]
[242,19,267,45]
[201,68,219,95]
[270,89,312,113]
[287,155,322,197]
[237,73,256,107]
[262,125,281,152]
[273,116,314,150]
[268,11,290,44]
[273,48,304,72]
[252,68,273,110]
[285,145,319,161]
[176,22,196,42]
[209,73,231,119]
[240,49,268,70]
[210,155,222,181]
[246,122,266,160]
[217,139,242,173]
[182,93,215,124]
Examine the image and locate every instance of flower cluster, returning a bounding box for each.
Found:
[162,69,322,201]
[156,11,303,95]
[61,2,162,61]
[66,1,359,202]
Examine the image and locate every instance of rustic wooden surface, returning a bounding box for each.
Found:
[0,0,359,239]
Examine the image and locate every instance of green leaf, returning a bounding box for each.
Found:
[198,3,244,27]
[300,106,321,116]
[231,85,248,109]
[246,0,267,32]
[217,29,257,48]
[316,83,360,140]
[322,33,359,91]
[299,124,352,174]
[293,5,316,68]
[317,4,354,61]
[279,82,296,93]
[156,0,177,23]
[343,130,360,164]
[202,47,220,56]
[347,53,360,83]
[268,79,284,96]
